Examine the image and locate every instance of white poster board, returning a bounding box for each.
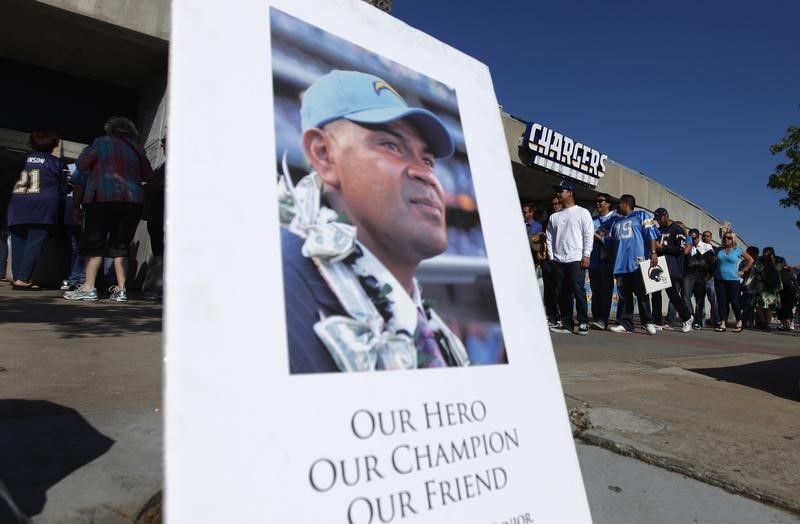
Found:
[166,0,591,522]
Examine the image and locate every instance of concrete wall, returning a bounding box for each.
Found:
[502,112,731,241]
[37,0,170,40]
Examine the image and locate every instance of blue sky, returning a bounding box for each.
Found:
[392,1,800,264]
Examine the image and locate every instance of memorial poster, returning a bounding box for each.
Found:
[166,1,591,521]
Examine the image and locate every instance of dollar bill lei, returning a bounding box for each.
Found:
[277,155,469,371]
[356,273,394,325]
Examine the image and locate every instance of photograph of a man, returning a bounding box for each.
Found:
[280,70,472,374]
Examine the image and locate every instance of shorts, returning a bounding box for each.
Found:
[79,202,143,258]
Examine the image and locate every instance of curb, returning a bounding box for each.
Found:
[569,407,800,516]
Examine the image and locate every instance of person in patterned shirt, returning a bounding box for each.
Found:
[64,117,153,302]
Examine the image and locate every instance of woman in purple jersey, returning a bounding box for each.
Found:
[6,131,65,290]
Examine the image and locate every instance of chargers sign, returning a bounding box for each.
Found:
[519,122,607,187]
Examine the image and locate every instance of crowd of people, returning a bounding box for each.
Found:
[525,182,799,335]
[0,117,164,302]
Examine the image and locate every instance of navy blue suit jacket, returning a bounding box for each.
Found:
[282,229,345,373]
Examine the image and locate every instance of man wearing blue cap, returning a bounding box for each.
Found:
[279,70,469,373]
[545,180,594,336]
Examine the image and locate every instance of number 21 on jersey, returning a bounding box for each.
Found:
[13,169,41,194]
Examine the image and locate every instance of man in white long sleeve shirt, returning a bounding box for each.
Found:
[546,180,595,335]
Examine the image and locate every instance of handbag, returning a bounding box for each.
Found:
[639,256,672,295]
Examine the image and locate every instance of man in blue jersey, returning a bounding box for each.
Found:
[607,194,661,334]
[588,193,618,330]
[651,208,694,332]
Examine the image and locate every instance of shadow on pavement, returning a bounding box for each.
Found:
[0,294,161,338]
[689,356,800,402]
[0,400,115,522]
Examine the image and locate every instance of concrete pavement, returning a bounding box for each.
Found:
[577,441,800,524]
[2,281,800,521]
[0,285,162,523]
[553,322,800,514]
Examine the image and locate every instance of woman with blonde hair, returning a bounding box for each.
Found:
[713,231,754,332]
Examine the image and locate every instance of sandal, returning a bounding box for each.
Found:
[733,322,743,333]
[715,326,727,332]
[11,280,41,291]
[12,284,41,291]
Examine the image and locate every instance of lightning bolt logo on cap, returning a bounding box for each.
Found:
[373,81,403,101]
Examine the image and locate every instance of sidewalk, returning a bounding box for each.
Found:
[552,322,800,514]
[0,285,162,524]
[2,282,799,521]
[577,441,799,524]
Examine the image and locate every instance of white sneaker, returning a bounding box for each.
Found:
[63,285,98,301]
[645,323,657,335]
[590,321,607,331]
[610,325,629,333]
[108,285,128,303]
[681,315,694,333]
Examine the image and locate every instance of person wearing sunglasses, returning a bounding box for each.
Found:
[713,232,754,332]
[588,193,618,330]
[607,194,661,335]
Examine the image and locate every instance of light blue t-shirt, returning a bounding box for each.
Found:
[715,246,743,281]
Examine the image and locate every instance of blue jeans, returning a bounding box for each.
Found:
[617,270,653,332]
[682,273,697,316]
[695,277,720,327]
[555,260,588,329]
[651,277,691,324]
[9,224,50,281]
[715,279,742,324]
[66,226,85,283]
[541,259,561,324]
[589,264,614,326]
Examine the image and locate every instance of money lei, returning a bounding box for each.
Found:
[278,154,418,371]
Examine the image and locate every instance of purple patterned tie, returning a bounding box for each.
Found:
[415,309,447,368]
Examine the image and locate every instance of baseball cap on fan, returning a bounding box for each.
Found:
[552,180,577,193]
[300,70,455,159]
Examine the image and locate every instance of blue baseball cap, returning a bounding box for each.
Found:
[552,180,577,193]
[300,70,455,159]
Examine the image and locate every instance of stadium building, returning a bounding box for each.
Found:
[0,0,729,292]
